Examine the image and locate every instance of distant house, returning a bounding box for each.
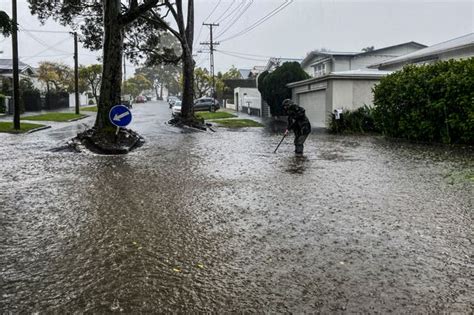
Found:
[265,57,303,72]
[0,59,38,91]
[301,42,426,77]
[288,42,427,127]
[369,33,474,71]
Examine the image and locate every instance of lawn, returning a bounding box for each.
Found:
[0,122,46,133]
[209,119,264,128]
[82,106,98,112]
[195,111,237,120]
[21,113,87,122]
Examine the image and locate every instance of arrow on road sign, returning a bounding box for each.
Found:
[113,111,130,121]
[109,105,132,127]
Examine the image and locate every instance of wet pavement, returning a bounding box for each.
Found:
[0,101,473,313]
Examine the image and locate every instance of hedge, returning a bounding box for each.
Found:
[373,58,474,144]
[329,105,378,134]
[0,93,5,113]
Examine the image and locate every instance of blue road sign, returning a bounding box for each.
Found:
[109,105,132,127]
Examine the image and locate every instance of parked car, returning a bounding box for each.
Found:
[167,96,180,108]
[193,97,220,112]
[135,95,146,103]
[171,100,182,116]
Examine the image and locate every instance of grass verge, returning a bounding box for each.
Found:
[21,113,87,122]
[195,111,237,120]
[0,122,46,133]
[209,118,263,128]
[82,106,98,112]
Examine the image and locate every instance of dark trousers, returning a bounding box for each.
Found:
[294,127,310,154]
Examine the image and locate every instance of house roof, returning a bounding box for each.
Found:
[0,59,32,72]
[265,57,303,71]
[287,69,392,88]
[301,41,427,68]
[369,33,474,68]
[238,69,251,79]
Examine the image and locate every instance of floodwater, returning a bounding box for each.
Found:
[0,101,472,313]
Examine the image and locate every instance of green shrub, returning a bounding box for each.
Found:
[373,58,474,144]
[258,62,310,116]
[0,93,5,113]
[329,105,378,134]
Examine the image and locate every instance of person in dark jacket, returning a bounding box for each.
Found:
[282,99,311,155]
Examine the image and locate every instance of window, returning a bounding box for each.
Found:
[313,63,326,77]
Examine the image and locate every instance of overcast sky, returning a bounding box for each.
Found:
[0,0,473,75]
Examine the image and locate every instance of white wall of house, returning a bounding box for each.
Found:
[234,87,261,110]
[332,56,351,72]
[330,79,379,111]
[226,102,237,110]
[68,93,89,107]
[331,80,353,110]
[289,77,383,128]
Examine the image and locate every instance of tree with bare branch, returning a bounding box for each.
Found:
[28,0,196,152]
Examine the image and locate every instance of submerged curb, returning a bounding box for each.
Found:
[67,115,90,122]
[27,125,52,133]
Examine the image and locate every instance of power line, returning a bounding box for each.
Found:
[215,0,254,39]
[215,49,268,62]
[217,49,272,59]
[214,0,236,24]
[21,37,72,61]
[219,0,293,42]
[203,0,222,23]
[20,29,72,34]
[217,0,245,25]
[20,53,72,58]
[20,28,71,54]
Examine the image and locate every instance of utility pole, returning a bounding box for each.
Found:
[73,32,80,114]
[200,23,219,99]
[11,0,20,130]
[123,57,126,83]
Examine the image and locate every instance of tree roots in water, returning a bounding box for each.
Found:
[71,127,145,154]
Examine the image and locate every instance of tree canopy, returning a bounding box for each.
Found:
[79,64,102,104]
[122,74,153,98]
[37,61,73,93]
[0,10,13,36]
[258,62,310,116]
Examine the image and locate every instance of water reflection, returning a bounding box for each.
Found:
[285,155,309,174]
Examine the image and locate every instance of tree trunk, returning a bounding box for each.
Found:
[154,83,159,100]
[160,83,163,99]
[180,47,194,119]
[96,0,123,130]
[176,0,194,120]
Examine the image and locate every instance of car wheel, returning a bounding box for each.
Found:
[210,105,216,112]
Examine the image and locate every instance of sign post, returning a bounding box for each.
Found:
[109,105,133,136]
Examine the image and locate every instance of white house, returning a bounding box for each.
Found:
[301,42,426,77]
[288,69,391,127]
[288,42,426,127]
[0,59,39,90]
[369,33,474,71]
[233,87,262,116]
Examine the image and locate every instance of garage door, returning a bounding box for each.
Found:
[298,90,327,128]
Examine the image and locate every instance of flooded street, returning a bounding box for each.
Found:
[0,101,472,313]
